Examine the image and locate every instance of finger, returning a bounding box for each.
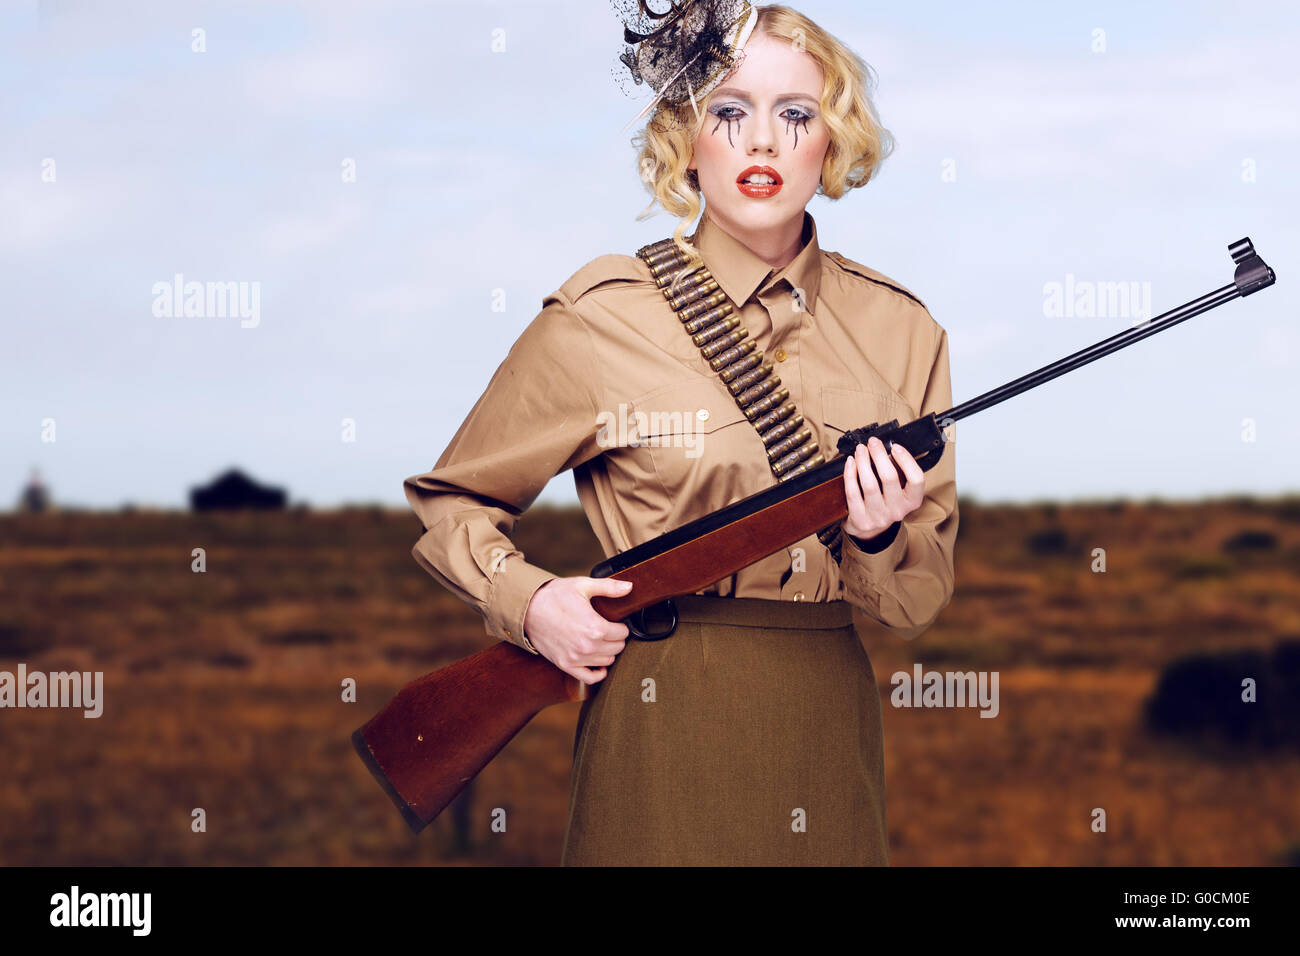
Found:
[868,437,901,494]
[572,640,616,667]
[857,442,899,530]
[891,444,926,503]
[568,664,607,685]
[582,576,634,597]
[850,443,891,535]
[891,442,923,480]
[592,626,629,652]
[843,451,868,525]
[575,640,618,670]
[887,442,917,488]
[587,614,629,642]
[854,442,884,507]
[605,620,631,642]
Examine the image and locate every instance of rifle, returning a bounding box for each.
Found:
[354,238,1276,833]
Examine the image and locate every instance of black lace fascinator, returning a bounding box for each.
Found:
[612,0,759,133]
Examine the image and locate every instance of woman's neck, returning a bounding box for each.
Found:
[705,210,806,272]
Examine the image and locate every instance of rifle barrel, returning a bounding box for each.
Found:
[938,237,1275,423]
[941,282,1241,423]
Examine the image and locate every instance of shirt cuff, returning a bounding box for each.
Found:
[848,519,901,554]
[486,557,558,655]
[842,518,909,581]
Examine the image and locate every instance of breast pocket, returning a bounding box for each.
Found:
[820,385,913,459]
[626,377,757,506]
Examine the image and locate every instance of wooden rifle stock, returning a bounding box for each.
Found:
[352,641,587,832]
[355,237,1275,833]
[354,415,947,832]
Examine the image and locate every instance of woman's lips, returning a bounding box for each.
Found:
[736,165,782,198]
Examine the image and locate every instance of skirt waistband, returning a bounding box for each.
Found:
[669,594,854,630]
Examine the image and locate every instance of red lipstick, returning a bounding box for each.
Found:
[736,165,782,198]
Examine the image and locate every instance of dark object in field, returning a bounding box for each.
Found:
[1144,640,1300,750]
[18,468,50,513]
[190,468,287,512]
[1026,528,1071,555]
[1220,529,1278,553]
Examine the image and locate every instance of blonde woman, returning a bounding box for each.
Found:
[403,1,958,865]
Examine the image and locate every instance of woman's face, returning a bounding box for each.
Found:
[688,30,830,237]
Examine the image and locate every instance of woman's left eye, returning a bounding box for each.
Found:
[781,107,814,122]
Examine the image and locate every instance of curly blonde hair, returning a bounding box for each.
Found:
[630,4,895,289]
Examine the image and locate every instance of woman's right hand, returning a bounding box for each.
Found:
[522,576,633,684]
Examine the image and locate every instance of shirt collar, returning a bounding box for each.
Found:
[691,208,822,318]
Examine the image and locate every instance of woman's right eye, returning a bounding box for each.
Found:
[711,105,744,119]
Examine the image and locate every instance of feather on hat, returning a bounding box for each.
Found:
[613,0,759,133]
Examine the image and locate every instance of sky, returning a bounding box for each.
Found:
[2,0,1297,509]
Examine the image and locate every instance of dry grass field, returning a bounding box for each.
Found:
[1,496,1298,866]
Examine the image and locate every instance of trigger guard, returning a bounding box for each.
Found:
[626,599,678,640]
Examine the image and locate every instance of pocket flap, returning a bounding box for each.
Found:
[821,385,910,434]
[630,378,749,437]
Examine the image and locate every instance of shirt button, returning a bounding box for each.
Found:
[696,408,710,422]
[792,591,804,602]
[504,628,512,637]
[774,348,787,362]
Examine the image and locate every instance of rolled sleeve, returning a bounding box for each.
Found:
[403,290,605,654]
[488,559,557,653]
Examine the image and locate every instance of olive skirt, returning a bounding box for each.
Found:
[560,594,888,866]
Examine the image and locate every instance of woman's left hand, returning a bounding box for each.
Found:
[842,435,926,540]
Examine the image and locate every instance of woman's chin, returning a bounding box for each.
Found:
[712,199,801,231]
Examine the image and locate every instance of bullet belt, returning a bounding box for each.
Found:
[636,236,843,564]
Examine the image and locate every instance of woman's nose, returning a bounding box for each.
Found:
[746,112,777,155]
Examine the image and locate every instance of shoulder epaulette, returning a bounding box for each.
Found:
[558,254,651,305]
[825,250,927,311]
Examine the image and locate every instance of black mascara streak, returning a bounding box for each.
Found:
[785,115,812,149]
[711,115,740,148]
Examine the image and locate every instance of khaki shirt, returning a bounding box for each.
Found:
[403,210,958,653]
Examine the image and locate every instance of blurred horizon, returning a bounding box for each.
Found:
[9,487,1300,512]
[6,460,1300,512]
